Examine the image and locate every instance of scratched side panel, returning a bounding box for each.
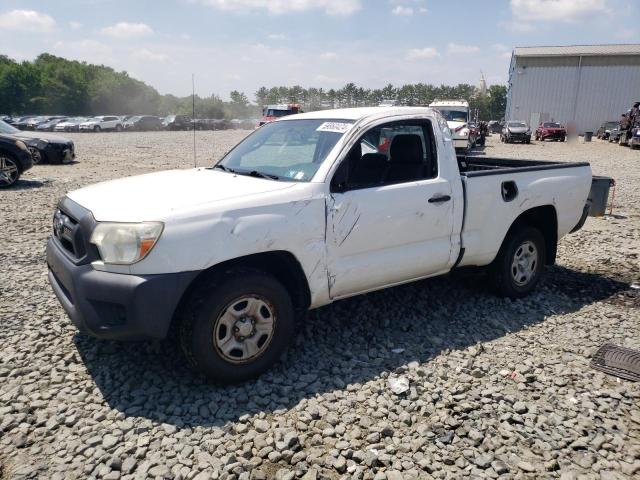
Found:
[459,165,591,267]
[130,184,331,307]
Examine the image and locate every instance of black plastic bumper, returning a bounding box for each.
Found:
[46,238,199,340]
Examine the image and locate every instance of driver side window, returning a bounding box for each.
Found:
[331,120,438,192]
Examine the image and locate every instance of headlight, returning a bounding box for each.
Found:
[14,140,29,152]
[90,222,163,264]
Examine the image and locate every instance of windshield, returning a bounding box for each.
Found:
[0,120,19,134]
[265,109,290,117]
[508,122,527,128]
[217,119,353,182]
[543,122,561,128]
[128,116,141,122]
[436,109,468,123]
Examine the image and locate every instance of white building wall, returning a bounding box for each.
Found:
[506,55,640,133]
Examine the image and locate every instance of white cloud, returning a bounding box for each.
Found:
[447,43,480,54]
[406,47,439,60]
[198,0,361,15]
[492,43,510,52]
[101,22,153,39]
[320,51,338,60]
[131,48,168,62]
[267,33,286,40]
[510,0,608,22]
[0,9,55,33]
[69,21,82,30]
[392,6,413,15]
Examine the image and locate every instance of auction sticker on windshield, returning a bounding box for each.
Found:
[316,121,352,133]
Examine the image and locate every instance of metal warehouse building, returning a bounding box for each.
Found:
[505,44,640,134]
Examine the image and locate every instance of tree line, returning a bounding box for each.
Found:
[0,53,507,120]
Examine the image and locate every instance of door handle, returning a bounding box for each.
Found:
[428,195,451,203]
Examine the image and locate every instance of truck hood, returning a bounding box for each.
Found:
[67,168,297,222]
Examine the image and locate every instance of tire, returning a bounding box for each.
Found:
[94,125,101,132]
[28,147,45,165]
[489,226,546,299]
[0,153,21,188]
[115,124,123,132]
[179,270,295,383]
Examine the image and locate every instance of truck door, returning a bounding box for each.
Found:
[326,119,455,299]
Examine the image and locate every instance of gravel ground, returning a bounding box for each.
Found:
[1,131,639,480]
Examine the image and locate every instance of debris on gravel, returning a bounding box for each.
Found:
[0,132,638,479]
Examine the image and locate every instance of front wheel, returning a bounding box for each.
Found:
[0,154,21,188]
[94,125,101,132]
[489,226,546,298]
[179,270,295,383]
[28,147,45,165]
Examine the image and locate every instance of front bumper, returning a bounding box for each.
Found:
[44,143,75,163]
[46,237,198,340]
[508,133,531,142]
[541,131,565,140]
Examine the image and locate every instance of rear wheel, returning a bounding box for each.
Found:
[0,154,20,188]
[489,226,546,298]
[115,124,123,132]
[179,270,295,383]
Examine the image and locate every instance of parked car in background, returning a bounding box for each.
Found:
[79,116,123,132]
[629,126,640,150]
[163,115,191,130]
[26,116,66,131]
[501,121,531,144]
[535,122,566,142]
[488,120,503,134]
[1,120,75,165]
[596,121,619,140]
[123,115,163,131]
[37,117,69,132]
[55,117,89,132]
[259,104,302,126]
[13,116,38,130]
[608,126,623,143]
[0,132,33,188]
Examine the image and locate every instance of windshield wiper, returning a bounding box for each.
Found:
[236,169,280,181]
[212,164,236,173]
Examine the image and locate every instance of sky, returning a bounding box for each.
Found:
[0,0,638,100]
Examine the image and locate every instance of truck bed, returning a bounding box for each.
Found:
[457,155,590,176]
[454,155,593,269]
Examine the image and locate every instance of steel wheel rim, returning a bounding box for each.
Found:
[213,295,276,364]
[511,241,538,286]
[0,156,19,186]
[28,147,42,164]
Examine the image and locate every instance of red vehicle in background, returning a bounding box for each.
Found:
[535,122,566,142]
[258,104,302,126]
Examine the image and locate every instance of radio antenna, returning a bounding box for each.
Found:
[192,73,197,168]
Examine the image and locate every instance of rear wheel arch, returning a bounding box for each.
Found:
[499,205,558,266]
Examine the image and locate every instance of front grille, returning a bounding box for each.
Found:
[53,208,81,257]
[52,198,97,264]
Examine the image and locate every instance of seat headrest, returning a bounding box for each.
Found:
[389,134,423,164]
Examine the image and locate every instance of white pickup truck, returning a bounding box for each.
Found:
[47,107,594,382]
